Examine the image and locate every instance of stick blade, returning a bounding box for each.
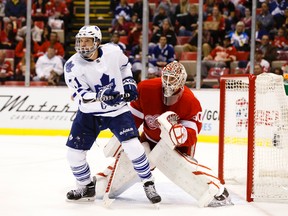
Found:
[103,193,115,208]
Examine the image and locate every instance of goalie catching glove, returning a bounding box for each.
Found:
[157,111,188,147]
[123,77,138,102]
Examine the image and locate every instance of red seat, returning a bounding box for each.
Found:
[180,52,197,60]
[176,36,191,45]
[4,81,48,86]
[236,51,250,61]
[188,0,199,3]
[1,49,15,58]
[276,50,288,60]
[119,36,129,45]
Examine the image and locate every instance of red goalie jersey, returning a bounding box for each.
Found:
[129,78,202,156]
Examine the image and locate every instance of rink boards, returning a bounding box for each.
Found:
[0,86,219,143]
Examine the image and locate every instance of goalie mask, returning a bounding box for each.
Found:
[75,25,102,58]
[161,61,187,106]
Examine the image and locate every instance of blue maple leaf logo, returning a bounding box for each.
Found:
[95,74,116,94]
[65,61,74,73]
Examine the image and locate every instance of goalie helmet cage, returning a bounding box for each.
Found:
[218,73,288,202]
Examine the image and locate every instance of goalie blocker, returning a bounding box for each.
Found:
[95,111,231,207]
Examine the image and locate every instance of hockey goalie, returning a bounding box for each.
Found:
[95,61,233,207]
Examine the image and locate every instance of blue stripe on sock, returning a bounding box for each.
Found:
[71,163,91,183]
[131,153,152,180]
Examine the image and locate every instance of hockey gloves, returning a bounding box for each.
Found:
[157,111,188,148]
[123,77,138,102]
[170,123,188,146]
[102,89,122,106]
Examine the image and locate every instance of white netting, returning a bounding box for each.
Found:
[221,73,288,201]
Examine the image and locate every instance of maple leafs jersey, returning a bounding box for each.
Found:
[129,78,202,156]
[64,43,132,117]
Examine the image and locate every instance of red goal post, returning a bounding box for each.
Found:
[218,73,288,202]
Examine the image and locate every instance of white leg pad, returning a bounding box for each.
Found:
[149,139,223,207]
[103,136,122,158]
[96,152,139,199]
[97,137,153,199]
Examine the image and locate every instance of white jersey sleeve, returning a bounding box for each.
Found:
[64,44,132,117]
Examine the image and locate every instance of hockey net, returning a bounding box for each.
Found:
[218,73,288,202]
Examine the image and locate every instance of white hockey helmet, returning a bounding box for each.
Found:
[75,25,102,58]
[161,61,187,106]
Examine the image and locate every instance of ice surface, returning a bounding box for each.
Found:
[0,136,287,216]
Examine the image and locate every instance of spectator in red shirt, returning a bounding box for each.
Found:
[32,0,49,23]
[203,0,216,19]
[39,31,65,58]
[14,35,41,63]
[52,0,69,18]
[15,53,36,81]
[272,27,288,50]
[205,6,226,44]
[0,50,14,83]
[108,15,130,36]
[201,35,237,78]
[0,21,17,49]
[48,0,70,32]
[127,18,142,50]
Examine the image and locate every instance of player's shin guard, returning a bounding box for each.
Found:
[129,150,161,204]
[131,152,152,180]
[121,137,153,180]
[66,148,95,201]
[67,147,92,186]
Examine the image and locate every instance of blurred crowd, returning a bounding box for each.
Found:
[1,0,288,88]
[109,0,288,87]
[0,0,72,85]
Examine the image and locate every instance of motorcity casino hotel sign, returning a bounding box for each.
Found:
[0,88,77,129]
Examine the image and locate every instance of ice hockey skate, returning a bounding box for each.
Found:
[207,188,233,207]
[143,180,161,205]
[66,178,96,202]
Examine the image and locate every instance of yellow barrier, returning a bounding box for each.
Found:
[0,128,218,143]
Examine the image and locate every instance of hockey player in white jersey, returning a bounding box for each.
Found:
[63,25,161,204]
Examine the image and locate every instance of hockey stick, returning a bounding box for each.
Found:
[83,93,130,103]
[103,150,123,207]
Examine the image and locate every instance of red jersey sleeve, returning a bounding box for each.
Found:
[129,99,144,129]
[172,86,202,156]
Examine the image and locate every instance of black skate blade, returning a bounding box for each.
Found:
[66,196,96,203]
[208,199,234,208]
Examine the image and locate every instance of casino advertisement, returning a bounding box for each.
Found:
[0,87,220,142]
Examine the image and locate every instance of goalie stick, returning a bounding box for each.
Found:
[83,93,130,103]
[103,149,123,207]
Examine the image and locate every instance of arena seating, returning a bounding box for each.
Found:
[3,81,48,86]
[176,36,191,45]
[180,52,197,61]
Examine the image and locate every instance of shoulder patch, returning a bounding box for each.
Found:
[65,61,75,73]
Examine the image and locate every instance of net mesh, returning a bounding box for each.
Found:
[221,73,288,201]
